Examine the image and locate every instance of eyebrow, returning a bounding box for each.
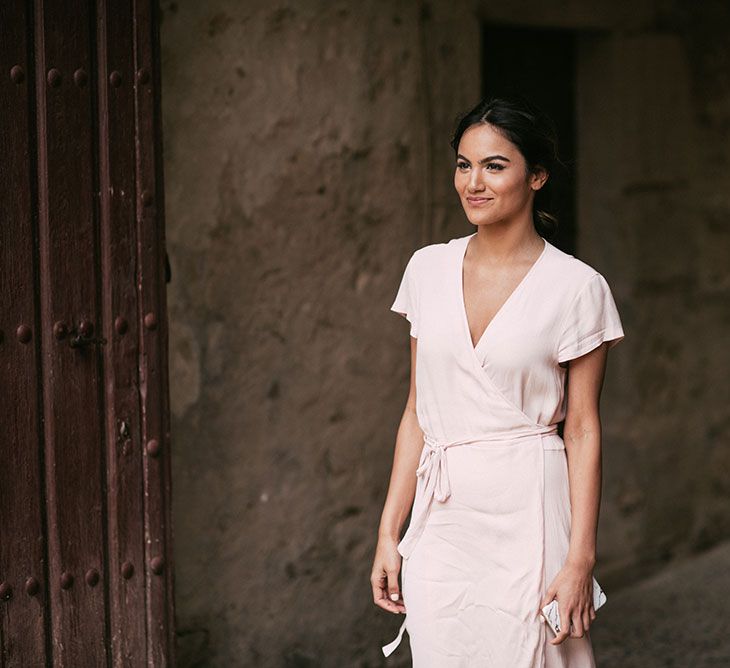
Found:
[456,153,511,164]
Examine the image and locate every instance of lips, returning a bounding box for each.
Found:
[466,197,493,205]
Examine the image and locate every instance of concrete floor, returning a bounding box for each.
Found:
[592,540,730,667]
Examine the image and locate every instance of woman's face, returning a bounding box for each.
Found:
[454,122,546,228]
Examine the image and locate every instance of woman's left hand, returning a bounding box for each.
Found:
[539,557,597,645]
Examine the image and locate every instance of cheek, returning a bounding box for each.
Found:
[492,173,527,198]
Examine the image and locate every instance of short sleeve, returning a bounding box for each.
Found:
[557,272,625,364]
[390,251,419,337]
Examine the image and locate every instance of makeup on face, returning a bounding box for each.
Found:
[465,196,493,207]
[453,125,537,225]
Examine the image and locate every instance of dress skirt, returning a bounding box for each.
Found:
[400,444,596,667]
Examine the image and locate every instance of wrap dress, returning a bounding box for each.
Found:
[381,231,625,667]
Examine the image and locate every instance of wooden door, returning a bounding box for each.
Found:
[0,1,175,665]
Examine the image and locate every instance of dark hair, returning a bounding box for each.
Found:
[449,95,564,240]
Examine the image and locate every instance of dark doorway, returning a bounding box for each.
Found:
[481,24,577,254]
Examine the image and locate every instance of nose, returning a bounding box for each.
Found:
[467,167,485,192]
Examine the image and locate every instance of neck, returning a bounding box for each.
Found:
[469,219,544,263]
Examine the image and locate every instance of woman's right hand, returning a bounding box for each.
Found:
[370,536,406,614]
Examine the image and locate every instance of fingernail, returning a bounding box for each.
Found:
[390,593,399,601]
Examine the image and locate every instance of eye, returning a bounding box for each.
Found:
[456,160,470,171]
[485,162,505,171]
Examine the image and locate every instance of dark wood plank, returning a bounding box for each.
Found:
[133,0,176,663]
[97,0,148,665]
[0,1,50,663]
[34,0,109,662]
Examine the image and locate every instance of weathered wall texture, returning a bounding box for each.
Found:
[160,1,477,664]
[575,5,730,584]
[159,0,730,665]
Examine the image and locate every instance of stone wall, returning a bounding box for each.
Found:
[575,5,730,584]
[160,1,730,664]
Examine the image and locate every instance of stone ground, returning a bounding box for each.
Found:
[591,539,730,667]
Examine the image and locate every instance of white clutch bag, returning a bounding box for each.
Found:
[540,576,607,636]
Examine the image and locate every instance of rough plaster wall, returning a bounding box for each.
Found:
[160,0,477,665]
[576,3,730,586]
[679,2,730,552]
[160,0,730,664]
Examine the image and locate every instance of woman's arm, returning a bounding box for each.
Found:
[562,341,610,568]
[378,335,423,541]
[541,341,610,644]
[371,335,424,614]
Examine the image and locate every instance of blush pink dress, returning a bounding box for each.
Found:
[381,232,625,667]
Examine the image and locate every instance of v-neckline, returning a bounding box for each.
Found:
[458,232,548,354]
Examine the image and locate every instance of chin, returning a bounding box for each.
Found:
[467,215,493,226]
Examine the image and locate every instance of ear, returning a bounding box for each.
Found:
[530,166,549,191]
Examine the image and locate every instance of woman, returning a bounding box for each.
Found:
[371,96,625,667]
